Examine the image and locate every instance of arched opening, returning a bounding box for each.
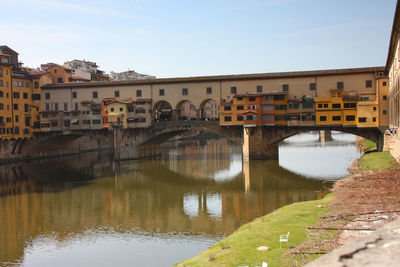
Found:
[176,100,197,120]
[199,99,219,121]
[153,101,173,122]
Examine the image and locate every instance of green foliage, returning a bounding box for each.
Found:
[176,194,333,267]
[359,151,400,172]
[364,139,377,150]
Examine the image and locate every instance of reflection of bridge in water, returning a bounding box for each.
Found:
[0,146,330,265]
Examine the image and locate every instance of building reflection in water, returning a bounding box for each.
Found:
[0,136,335,266]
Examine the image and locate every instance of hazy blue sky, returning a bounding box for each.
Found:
[0,0,397,77]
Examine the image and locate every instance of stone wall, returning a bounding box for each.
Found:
[385,131,400,162]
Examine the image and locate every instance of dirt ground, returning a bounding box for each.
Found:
[288,169,400,265]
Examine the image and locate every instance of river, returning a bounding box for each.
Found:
[0,131,361,267]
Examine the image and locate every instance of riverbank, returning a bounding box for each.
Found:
[177,141,400,266]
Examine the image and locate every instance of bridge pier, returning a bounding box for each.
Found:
[242,126,279,160]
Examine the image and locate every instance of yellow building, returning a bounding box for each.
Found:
[45,65,72,84]
[0,53,13,139]
[106,99,152,129]
[315,75,389,128]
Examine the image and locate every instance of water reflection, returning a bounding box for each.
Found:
[279,131,362,179]
[0,136,337,267]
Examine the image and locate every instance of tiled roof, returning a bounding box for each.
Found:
[42,66,385,90]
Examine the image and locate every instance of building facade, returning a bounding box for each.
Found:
[385,0,400,161]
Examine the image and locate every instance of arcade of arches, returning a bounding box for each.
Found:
[152,100,219,121]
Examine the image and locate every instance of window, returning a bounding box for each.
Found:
[263,95,272,100]
[74,103,78,110]
[383,81,387,86]
[309,83,316,91]
[237,116,243,121]
[332,103,341,108]
[159,89,165,96]
[115,90,120,97]
[373,107,377,111]
[318,104,323,108]
[54,103,58,111]
[273,94,285,100]
[110,107,114,112]
[383,95,387,100]
[182,88,188,95]
[0,68,2,77]
[57,77,63,83]
[24,104,28,112]
[248,97,256,101]
[34,82,39,89]
[237,97,243,100]
[337,81,344,89]
[136,108,145,114]
[282,84,289,92]
[206,87,212,94]
[23,92,28,99]
[246,115,256,121]
[51,121,58,127]
[302,103,313,108]
[275,105,287,110]
[1,58,8,63]
[373,117,376,122]
[256,85,262,92]
[383,110,387,115]
[358,117,367,123]
[224,106,232,111]
[344,103,356,108]
[13,104,18,110]
[92,120,101,125]
[324,104,328,108]
[25,117,30,127]
[13,92,20,99]
[263,114,273,120]
[332,116,341,121]
[64,103,68,111]
[25,82,30,88]
[0,80,2,87]
[15,115,18,122]
[230,86,237,94]
[262,105,273,110]
[360,96,369,101]
[346,115,355,121]
[32,94,40,100]
[46,103,50,111]
[14,127,19,135]
[320,116,327,121]
[289,103,299,109]
[72,92,77,98]
[45,92,50,100]
[0,91,2,98]
[92,91,98,98]
[83,120,91,125]
[237,105,244,110]
[119,107,123,112]
[224,116,232,122]
[366,80,372,88]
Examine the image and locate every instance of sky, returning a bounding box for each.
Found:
[0,0,397,78]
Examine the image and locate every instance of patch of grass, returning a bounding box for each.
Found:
[176,194,333,267]
[364,139,377,150]
[359,151,400,172]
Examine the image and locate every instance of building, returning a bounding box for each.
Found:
[45,64,73,84]
[106,99,152,129]
[64,59,110,82]
[0,46,50,140]
[109,70,155,81]
[385,0,400,161]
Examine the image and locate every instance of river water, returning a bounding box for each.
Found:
[0,131,361,267]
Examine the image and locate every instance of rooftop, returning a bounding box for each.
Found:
[42,66,385,90]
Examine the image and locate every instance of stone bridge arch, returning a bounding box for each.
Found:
[243,126,384,160]
[199,99,219,120]
[152,100,173,122]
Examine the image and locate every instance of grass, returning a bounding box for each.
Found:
[364,139,377,150]
[176,194,333,267]
[359,151,400,172]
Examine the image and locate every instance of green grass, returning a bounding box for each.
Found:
[359,151,400,172]
[176,194,333,267]
[365,139,377,150]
